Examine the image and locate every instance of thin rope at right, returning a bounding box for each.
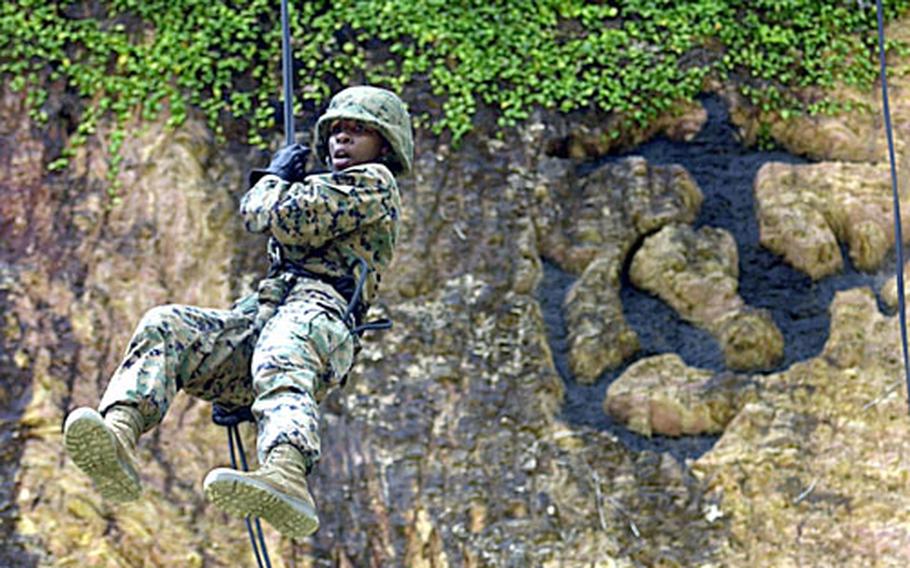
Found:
[875,0,910,414]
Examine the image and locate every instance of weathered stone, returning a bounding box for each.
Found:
[535,157,704,382]
[565,254,640,381]
[0,85,52,258]
[6,99,732,566]
[722,14,910,167]
[754,199,842,280]
[4,102,262,566]
[755,161,910,279]
[549,98,708,161]
[11,24,910,563]
[694,287,910,566]
[605,353,755,437]
[630,224,784,371]
[715,308,785,372]
[654,100,709,143]
[318,274,663,567]
[631,224,740,321]
[881,260,910,311]
[534,156,703,275]
[726,82,895,163]
[709,16,910,173]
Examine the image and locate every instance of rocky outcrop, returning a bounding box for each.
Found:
[630,224,738,323]
[724,82,907,164]
[534,157,704,383]
[694,287,910,566]
[881,260,910,310]
[4,94,730,566]
[630,224,784,371]
[5,108,263,565]
[605,354,755,437]
[563,254,640,382]
[547,98,709,160]
[755,161,910,279]
[311,275,727,566]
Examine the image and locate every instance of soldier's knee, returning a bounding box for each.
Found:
[137,305,183,335]
[252,359,320,397]
[252,339,314,374]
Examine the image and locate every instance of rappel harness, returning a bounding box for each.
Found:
[263,241,394,334]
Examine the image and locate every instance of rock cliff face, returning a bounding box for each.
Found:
[696,288,910,567]
[630,224,784,371]
[1,84,264,565]
[531,156,703,383]
[756,161,910,280]
[605,354,755,438]
[4,22,910,566]
[0,92,726,566]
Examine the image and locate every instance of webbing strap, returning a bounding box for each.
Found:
[875,0,910,414]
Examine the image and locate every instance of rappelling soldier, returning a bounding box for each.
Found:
[62,85,413,539]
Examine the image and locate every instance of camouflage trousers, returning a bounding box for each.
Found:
[98,276,356,465]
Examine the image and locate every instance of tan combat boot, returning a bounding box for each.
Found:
[203,444,319,539]
[63,405,143,502]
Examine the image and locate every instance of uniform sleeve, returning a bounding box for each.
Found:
[239,175,285,234]
[267,165,398,249]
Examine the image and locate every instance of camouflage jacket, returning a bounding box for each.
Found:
[240,163,401,314]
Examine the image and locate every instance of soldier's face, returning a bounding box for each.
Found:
[327,120,388,171]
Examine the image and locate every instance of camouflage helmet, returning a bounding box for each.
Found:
[314,86,414,175]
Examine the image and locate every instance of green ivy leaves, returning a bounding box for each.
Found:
[1,0,908,184]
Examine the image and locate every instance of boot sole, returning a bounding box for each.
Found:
[203,468,319,539]
[63,408,141,502]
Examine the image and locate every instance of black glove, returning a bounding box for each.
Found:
[248,143,310,186]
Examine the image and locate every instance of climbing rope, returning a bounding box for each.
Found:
[281,0,294,147]
[208,0,294,563]
[226,426,270,568]
[221,412,272,568]
[875,0,910,414]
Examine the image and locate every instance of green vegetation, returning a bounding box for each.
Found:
[1,0,909,174]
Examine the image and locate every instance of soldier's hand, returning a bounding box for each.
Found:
[269,144,310,182]
[248,143,311,186]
